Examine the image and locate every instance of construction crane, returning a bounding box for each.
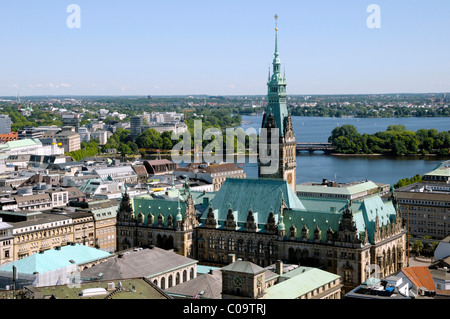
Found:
[184,109,195,124]
[183,109,200,162]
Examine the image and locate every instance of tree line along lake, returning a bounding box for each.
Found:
[238,115,450,187]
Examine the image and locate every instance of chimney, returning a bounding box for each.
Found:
[228,254,236,264]
[107,282,116,291]
[276,260,283,275]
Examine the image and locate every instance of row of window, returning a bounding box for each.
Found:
[16,227,73,242]
[205,237,276,255]
[400,199,450,207]
[0,230,12,237]
[305,279,340,299]
[97,227,115,235]
[97,235,114,244]
[16,221,71,234]
[154,268,195,290]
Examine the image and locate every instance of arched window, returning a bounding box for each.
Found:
[168,275,173,288]
[176,272,180,285]
[183,270,187,282]
[161,277,166,290]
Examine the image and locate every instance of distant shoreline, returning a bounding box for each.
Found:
[330,153,439,157]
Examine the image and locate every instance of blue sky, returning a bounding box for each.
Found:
[0,0,449,96]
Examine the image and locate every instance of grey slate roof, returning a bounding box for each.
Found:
[165,270,223,299]
[221,259,265,275]
[80,247,197,281]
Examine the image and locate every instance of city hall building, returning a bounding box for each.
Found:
[116,19,406,292]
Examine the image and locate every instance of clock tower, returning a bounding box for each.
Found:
[221,259,266,299]
[258,15,297,192]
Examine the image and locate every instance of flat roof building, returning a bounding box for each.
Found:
[0,115,11,135]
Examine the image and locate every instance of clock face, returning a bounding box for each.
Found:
[233,275,243,287]
[287,173,293,184]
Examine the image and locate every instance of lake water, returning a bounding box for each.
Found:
[238,115,450,186]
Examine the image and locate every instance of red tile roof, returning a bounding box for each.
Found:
[401,266,436,291]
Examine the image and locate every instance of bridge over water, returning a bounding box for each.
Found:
[296,143,335,154]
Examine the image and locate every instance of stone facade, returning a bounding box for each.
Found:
[0,218,14,265]
[116,190,198,259]
[116,183,406,293]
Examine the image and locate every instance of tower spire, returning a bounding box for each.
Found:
[259,14,296,193]
[272,14,281,75]
[274,14,279,56]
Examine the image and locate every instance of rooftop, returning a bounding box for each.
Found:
[0,244,112,275]
[424,160,450,177]
[0,138,42,150]
[202,178,306,229]
[221,259,265,275]
[265,267,341,299]
[400,266,436,292]
[297,180,381,196]
[165,270,222,299]
[80,247,197,281]
[30,277,171,299]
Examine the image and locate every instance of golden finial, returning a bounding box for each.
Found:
[275,14,278,31]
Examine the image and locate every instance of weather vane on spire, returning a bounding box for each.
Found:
[275,14,278,31]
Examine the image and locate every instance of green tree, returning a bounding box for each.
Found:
[329,125,363,153]
[422,137,434,152]
[394,174,422,189]
[387,124,406,132]
[118,144,133,156]
[412,240,424,256]
[391,139,408,156]
[162,137,173,150]
[135,128,163,149]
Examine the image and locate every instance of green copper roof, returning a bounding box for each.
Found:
[0,138,42,150]
[265,267,341,299]
[424,160,450,177]
[133,194,187,226]
[131,188,216,227]
[285,195,398,244]
[189,190,217,205]
[200,178,305,230]
[0,244,111,274]
[262,20,289,137]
